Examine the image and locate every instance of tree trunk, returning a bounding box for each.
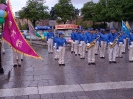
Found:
[33,20,36,28]
[64,21,66,24]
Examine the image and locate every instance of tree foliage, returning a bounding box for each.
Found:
[0,0,6,4]
[54,0,76,24]
[81,0,133,23]
[19,0,50,27]
[81,1,96,21]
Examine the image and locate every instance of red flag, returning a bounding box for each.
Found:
[2,0,42,59]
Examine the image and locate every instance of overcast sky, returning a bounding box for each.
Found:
[10,0,99,13]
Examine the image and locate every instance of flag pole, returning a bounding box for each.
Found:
[0,26,4,74]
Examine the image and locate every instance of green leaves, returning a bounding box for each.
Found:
[18,0,50,27]
[81,0,133,23]
[54,0,75,24]
[0,0,6,4]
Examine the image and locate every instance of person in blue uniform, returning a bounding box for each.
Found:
[122,31,127,54]
[79,29,87,59]
[117,31,124,58]
[73,29,81,56]
[86,28,97,65]
[47,29,54,54]
[108,27,118,64]
[128,29,133,62]
[85,28,91,52]
[53,32,59,60]
[95,29,100,55]
[71,29,75,53]
[99,29,108,58]
[56,32,67,66]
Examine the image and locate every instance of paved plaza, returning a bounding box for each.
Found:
[0,43,133,99]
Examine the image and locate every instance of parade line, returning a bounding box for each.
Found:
[0,80,133,97]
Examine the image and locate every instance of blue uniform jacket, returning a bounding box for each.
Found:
[117,35,124,44]
[56,38,67,49]
[123,33,127,39]
[86,33,97,43]
[79,33,87,44]
[128,33,133,45]
[71,32,75,40]
[53,36,59,46]
[46,32,54,41]
[108,32,118,44]
[99,33,109,43]
[74,32,81,41]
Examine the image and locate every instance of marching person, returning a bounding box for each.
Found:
[71,29,75,53]
[1,30,5,54]
[73,29,81,56]
[47,28,54,54]
[13,50,21,67]
[99,29,108,58]
[20,30,26,61]
[85,28,91,52]
[122,31,127,54]
[56,32,67,66]
[128,29,133,62]
[86,28,97,65]
[117,31,124,58]
[79,29,87,59]
[1,39,5,54]
[95,29,99,55]
[108,27,118,64]
[53,32,59,60]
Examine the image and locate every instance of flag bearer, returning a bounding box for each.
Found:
[1,30,5,54]
[128,29,133,62]
[86,28,97,65]
[79,29,87,59]
[71,29,75,53]
[108,27,118,64]
[47,28,54,53]
[56,32,67,66]
[53,32,59,60]
[99,29,108,58]
[13,50,21,67]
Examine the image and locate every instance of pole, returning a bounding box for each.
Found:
[0,24,4,74]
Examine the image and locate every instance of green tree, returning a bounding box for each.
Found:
[121,0,133,21]
[81,1,96,21]
[0,0,6,4]
[19,0,50,27]
[54,0,76,24]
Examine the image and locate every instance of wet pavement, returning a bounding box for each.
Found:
[0,43,133,99]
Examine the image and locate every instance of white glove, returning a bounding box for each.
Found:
[57,50,59,52]
[130,45,133,48]
[63,43,66,46]
[87,43,90,46]
[53,46,56,48]
[79,44,82,46]
[110,42,113,45]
